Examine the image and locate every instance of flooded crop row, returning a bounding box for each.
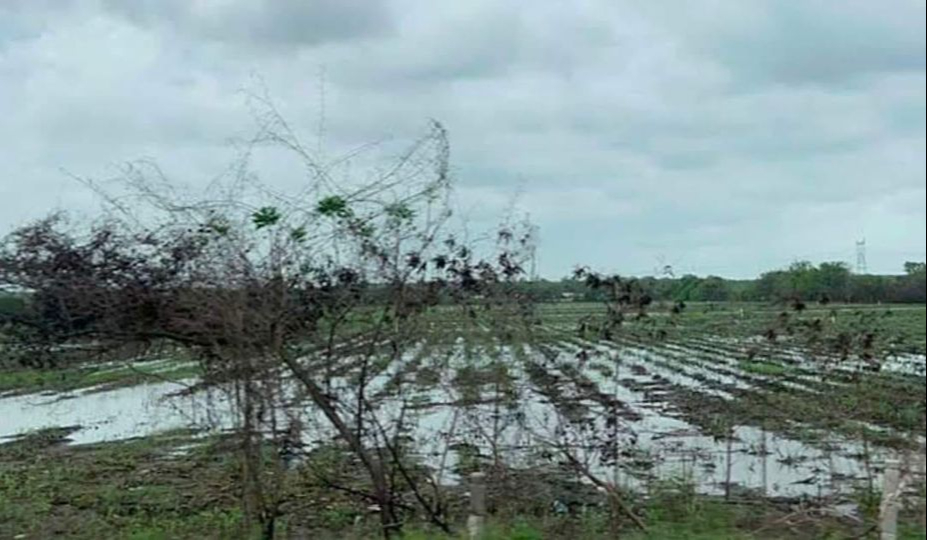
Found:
[2,339,923,502]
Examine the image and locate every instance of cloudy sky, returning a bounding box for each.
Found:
[1,1,924,278]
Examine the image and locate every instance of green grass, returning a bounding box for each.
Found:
[540,301,925,355]
[0,428,253,539]
[2,427,925,539]
[737,360,791,377]
[0,359,201,396]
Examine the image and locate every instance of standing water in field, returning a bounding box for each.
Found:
[1,340,922,501]
[0,379,234,445]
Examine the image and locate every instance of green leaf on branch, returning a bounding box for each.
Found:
[317,196,352,218]
[385,203,414,222]
[252,206,282,229]
[290,227,307,242]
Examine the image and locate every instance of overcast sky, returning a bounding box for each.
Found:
[1,1,924,278]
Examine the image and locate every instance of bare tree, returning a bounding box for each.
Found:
[0,105,538,537]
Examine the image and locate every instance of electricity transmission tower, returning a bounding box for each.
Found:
[855,239,867,274]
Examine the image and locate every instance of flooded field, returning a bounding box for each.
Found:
[4,334,923,502]
[0,379,231,445]
[1,301,925,540]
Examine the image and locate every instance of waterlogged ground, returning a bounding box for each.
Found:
[1,305,925,538]
[372,338,925,501]
[0,356,200,397]
[0,378,231,445]
[7,425,923,540]
[2,334,924,504]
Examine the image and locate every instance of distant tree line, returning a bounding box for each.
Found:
[3,260,924,314]
[522,261,927,305]
[2,260,925,315]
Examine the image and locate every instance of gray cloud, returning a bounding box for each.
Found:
[101,0,392,48]
[637,1,926,86]
[0,0,923,278]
